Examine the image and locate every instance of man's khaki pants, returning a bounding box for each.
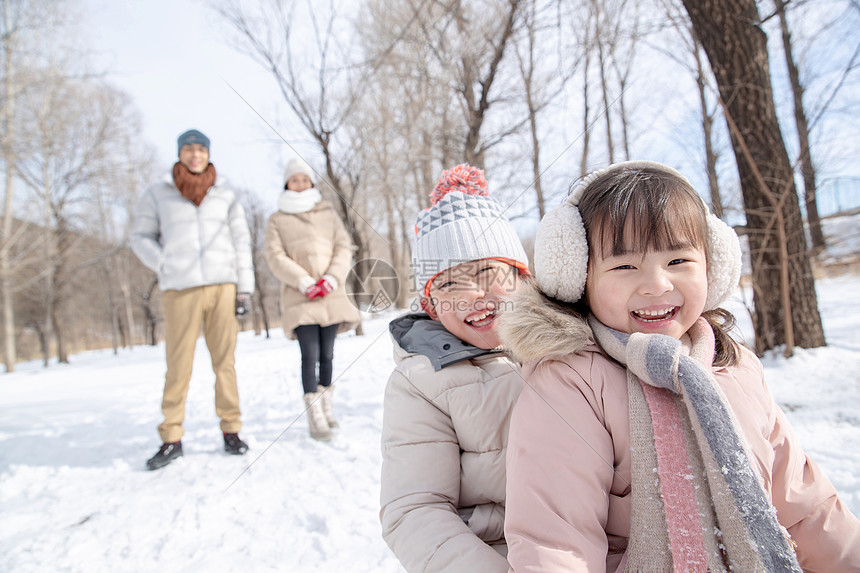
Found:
[158,284,242,443]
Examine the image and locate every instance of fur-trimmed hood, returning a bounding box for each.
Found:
[497,279,593,364]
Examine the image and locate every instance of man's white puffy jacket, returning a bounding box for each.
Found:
[130,174,254,293]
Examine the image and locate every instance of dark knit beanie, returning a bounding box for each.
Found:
[177,129,210,154]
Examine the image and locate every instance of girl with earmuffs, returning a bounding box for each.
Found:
[498,161,860,572]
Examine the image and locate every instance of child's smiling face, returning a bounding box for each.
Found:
[425,259,521,349]
[585,245,708,339]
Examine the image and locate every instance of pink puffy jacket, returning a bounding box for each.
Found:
[498,282,860,572]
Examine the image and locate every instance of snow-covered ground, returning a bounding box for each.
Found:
[2,273,860,572]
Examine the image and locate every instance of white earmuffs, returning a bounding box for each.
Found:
[534,161,742,310]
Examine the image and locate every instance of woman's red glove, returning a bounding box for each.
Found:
[315,278,334,297]
[305,283,323,300]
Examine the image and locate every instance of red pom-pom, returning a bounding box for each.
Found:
[430,164,489,205]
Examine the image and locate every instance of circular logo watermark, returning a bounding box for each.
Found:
[345,258,400,313]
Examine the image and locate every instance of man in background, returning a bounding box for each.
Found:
[131,129,254,471]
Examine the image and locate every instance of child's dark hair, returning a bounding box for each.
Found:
[702,308,739,367]
[576,166,740,367]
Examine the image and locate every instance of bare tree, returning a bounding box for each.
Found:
[592,0,615,162]
[692,34,724,217]
[140,277,158,346]
[348,93,410,306]
[88,97,153,353]
[15,77,129,363]
[769,0,823,251]
[117,142,158,347]
[681,0,825,353]
[1,0,64,371]
[238,188,274,337]
[572,0,624,174]
[454,0,523,168]
[214,1,378,293]
[579,6,593,177]
[394,0,527,169]
[585,0,643,163]
[653,0,725,216]
[512,0,577,219]
[609,3,639,161]
[339,0,531,302]
[0,0,20,370]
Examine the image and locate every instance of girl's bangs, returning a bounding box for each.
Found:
[587,172,709,259]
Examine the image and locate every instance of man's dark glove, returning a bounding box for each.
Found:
[236,293,251,317]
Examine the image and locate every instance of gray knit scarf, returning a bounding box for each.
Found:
[589,315,801,573]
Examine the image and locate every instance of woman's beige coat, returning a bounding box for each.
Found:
[380,313,522,573]
[498,282,860,572]
[264,200,360,339]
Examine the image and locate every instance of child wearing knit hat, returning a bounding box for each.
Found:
[498,161,860,572]
[380,164,529,572]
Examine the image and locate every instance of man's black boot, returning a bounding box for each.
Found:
[223,433,248,455]
[146,441,183,471]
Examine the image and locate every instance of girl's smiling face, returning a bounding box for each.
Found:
[424,259,521,349]
[585,244,708,339]
[575,168,714,339]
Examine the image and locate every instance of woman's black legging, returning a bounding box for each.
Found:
[294,323,339,394]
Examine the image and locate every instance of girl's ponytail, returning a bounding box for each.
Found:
[703,308,741,367]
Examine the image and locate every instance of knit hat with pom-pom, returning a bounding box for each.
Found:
[413,164,529,295]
